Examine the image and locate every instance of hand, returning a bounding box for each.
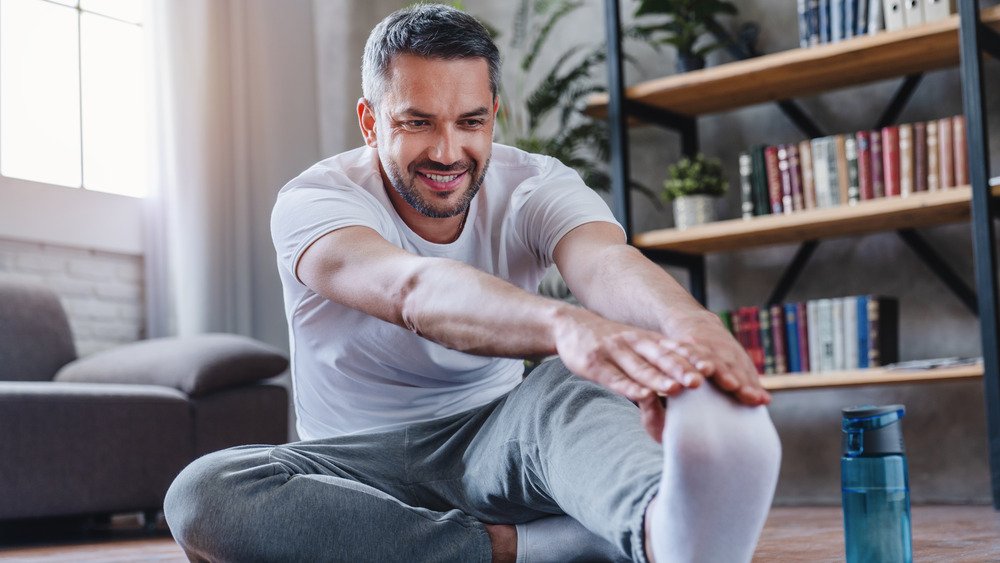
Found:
[664,315,772,407]
[551,307,704,403]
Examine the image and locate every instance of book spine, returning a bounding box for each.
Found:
[797,301,811,373]
[835,134,850,205]
[818,299,835,372]
[820,0,832,43]
[898,123,914,197]
[771,305,788,375]
[752,145,770,216]
[759,307,775,375]
[831,0,844,41]
[868,0,884,34]
[914,121,928,192]
[808,0,822,46]
[719,310,734,334]
[765,146,783,214]
[842,296,858,369]
[924,0,954,21]
[844,0,856,38]
[867,298,881,367]
[812,138,831,208]
[856,0,869,34]
[831,297,845,370]
[799,0,811,48]
[799,140,817,209]
[870,129,885,198]
[739,152,754,219]
[845,135,860,204]
[882,126,901,197]
[749,307,766,375]
[876,297,900,365]
[939,116,955,189]
[856,131,873,200]
[827,137,842,207]
[954,114,968,186]
[788,143,805,211]
[927,119,940,191]
[785,303,801,373]
[903,0,924,26]
[778,144,794,214]
[857,296,870,369]
[884,0,905,30]
[808,300,821,372]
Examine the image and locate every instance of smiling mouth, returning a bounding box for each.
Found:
[418,170,467,191]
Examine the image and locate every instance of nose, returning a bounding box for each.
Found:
[428,125,463,166]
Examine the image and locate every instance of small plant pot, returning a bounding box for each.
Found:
[675,53,706,73]
[672,195,716,230]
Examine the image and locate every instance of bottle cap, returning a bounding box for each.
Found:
[842,404,906,457]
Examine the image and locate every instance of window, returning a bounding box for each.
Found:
[0,0,147,197]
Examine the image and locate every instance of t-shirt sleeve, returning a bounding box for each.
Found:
[271,178,388,284]
[513,158,624,267]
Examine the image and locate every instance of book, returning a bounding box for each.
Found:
[820,0,832,43]
[864,296,900,367]
[938,116,955,189]
[799,0,811,48]
[927,119,941,191]
[778,144,795,214]
[857,295,870,368]
[903,0,924,27]
[856,131,874,200]
[719,310,734,334]
[765,145,783,214]
[924,0,955,22]
[954,115,968,186]
[744,307,766,374]
[884,0,905,30]
[844,0,857,38]
[882,125,901,197]
[812,137,833,208]
[898,123,914,197]
[845,135,861,204]
[788,143,805,211]
[870,128,885,198]
[739,152,754,219]
[785,303,801,373]
[799,140,817,209]
[842,296,859,369]
[835,134,850,205]
[800,0,823,47]
[759,307,775,375]
[817,299,836,372]
[914,121,928,192]
[771,304,788,375]
[831,0,845,41]
[831,296,845,370]
[797,301,811,373]
[856,0,870,35]
[751,145,771,216]
[808,300,822,372]
[868,0,885,34]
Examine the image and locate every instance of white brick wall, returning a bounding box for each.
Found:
[0,238,144,357]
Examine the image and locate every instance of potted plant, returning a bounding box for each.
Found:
[631,0,738,73]
[661,154,727,229]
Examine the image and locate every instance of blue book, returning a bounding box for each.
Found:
[785,303,801,373]
[856,0,869,35]
[830,0,844,42]
[857,296,870,369]
[819,0,831,43]
[844,0,856,38]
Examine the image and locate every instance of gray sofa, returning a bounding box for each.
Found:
[0,281,289,522]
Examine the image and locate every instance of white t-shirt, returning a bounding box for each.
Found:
[271,143,621,439]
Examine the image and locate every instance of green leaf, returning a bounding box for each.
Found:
[521,0,584,72]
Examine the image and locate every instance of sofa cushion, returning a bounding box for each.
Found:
[0,280,76,382]
[55,334,288,397]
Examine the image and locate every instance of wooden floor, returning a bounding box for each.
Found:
[1,505,998,561]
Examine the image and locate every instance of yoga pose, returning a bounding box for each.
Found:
[165,5,781,562]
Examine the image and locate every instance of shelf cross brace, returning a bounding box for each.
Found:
[766,241,820,306]
[875,74,924,130]
[896,229,979,315]
[625,101,699,156]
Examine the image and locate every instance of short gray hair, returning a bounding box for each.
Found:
[362,3,501,109]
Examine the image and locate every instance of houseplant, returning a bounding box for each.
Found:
[661,154,727,229]
[631,0,738,72]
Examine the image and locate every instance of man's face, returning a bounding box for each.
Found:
[360,54,497,219]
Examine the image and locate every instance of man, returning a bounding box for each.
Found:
[165,5,780,562]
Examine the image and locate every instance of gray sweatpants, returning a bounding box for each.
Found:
[164,360,665,562]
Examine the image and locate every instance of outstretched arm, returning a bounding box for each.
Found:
[553,221,771,407]
[296,226,703,404]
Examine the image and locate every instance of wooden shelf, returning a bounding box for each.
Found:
[762,363,983,391]
[634,185,1000,254]
[585,6,1000,119]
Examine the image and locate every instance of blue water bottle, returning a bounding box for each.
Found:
[841,404,912,563]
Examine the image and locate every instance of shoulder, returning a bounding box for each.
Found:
[279,146,380,196]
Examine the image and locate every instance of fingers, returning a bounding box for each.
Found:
[619,333,703,389]
[607,334,692,395]
[668,338,772,406]
[592,360,654,402]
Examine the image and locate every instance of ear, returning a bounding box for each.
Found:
[357,97,378,148]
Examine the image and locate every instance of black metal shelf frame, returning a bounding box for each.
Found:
[601,0,1000,507]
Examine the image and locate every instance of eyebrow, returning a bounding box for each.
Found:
[398,107,491,119]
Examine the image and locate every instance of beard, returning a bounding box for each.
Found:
[385,156,490,219]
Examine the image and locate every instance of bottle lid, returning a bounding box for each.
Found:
[842,404,906,457]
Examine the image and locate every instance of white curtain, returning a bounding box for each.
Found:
[143,0,253,338]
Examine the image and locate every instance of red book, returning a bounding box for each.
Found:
[796,301,810,373]
[954,115,969,186]
[770,305,788,375]
[744,307,765,375]
[914,122,928,192]
[788,144,805,211]
[856,131,873,200]
[938,116,955,189]
[778,145,794,215]
[882,126,901,197]
[764,146,783,214]
[870,129,885,198]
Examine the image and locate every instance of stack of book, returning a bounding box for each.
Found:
[739,115,969,219]
[718,295,899,375]
[798,0,955,48]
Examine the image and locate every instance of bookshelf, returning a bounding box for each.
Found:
[598,0,1000,504]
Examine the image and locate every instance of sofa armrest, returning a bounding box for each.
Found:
[54,334,288,398]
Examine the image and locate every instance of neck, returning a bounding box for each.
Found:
[384,182,468,244]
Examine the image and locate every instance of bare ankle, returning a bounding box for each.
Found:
[485,524,517,563]
[644,495,658,563]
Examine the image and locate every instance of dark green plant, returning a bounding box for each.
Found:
[661,153,727,202]
[631,0,738,61]
[498,0,659,204]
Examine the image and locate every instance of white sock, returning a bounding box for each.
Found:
[649,385,781,563]
[515,515,625,563]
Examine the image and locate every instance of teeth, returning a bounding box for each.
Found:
[425,172,459,183]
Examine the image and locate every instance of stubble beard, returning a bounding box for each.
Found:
[386,157,490,219]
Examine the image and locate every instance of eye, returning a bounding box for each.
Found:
[461,119,485,128]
